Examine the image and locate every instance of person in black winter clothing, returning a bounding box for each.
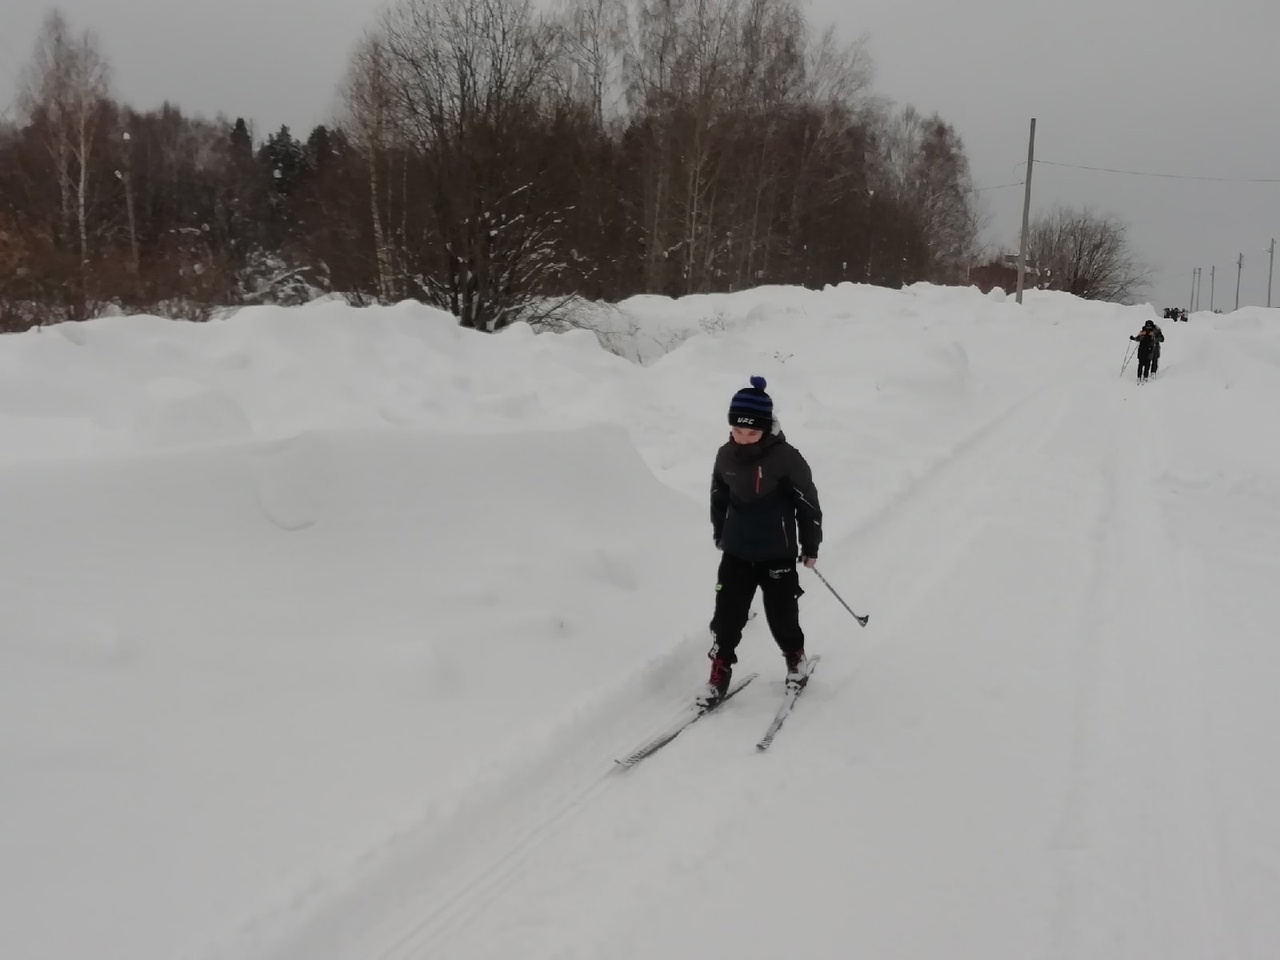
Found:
[1130,319,1165,381]
[701,376,823,706]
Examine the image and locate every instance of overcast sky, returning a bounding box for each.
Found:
[3,0,1278,310]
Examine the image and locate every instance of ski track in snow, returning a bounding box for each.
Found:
[199,638,701,960]
[18,301,1268,959]
[1049,374,1233,960]
[371,358,1241,960]
[226,348,1178,960]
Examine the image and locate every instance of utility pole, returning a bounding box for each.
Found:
[1268,238,1275,308]
[1235,253,1244,311]
[1210,265,1215,312]
[122,131,139,276]
[114,131,139,275]
[1189,268,1197,312]
[1016,118,1036,305]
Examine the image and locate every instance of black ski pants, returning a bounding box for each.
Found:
[1137,346,1153,379]
[708,553,805,665]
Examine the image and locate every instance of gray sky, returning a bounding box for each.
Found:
[3,0,1278,310]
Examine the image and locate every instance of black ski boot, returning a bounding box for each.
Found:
[695,658,732,708]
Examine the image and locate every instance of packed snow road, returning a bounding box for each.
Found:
[238,330,1270,960]
[5,289,1277,960]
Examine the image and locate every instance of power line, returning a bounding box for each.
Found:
[1034,159,1280,183]
[976,180,1024,192]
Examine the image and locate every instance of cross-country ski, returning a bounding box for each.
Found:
[756,655,820,751]
[615,672,759,768]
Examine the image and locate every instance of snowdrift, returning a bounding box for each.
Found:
[4,283,1279,960]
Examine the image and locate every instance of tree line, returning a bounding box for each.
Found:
[1,1,1142,333]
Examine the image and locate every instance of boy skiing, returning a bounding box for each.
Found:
[1130,319,1165,382]
[701,376,823,707]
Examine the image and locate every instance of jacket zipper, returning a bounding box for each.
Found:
[756,466,762,494]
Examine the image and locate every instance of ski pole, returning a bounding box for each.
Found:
[809,567,869,627]
[1119,342,1137,377]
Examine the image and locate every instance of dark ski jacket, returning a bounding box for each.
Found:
[1131,324,1164,354]
[710,424,823,562]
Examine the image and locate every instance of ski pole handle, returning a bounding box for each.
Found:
[809,567,869,627]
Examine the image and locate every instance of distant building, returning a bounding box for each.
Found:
[966,255,1049,294]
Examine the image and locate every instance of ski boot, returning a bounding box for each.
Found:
[695,658,732,708]
[784,649,809,692]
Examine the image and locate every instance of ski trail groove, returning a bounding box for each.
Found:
[1130,384,1234,959]
[1048,379,1126,960]
[366,380,1091,958]
[1049,378,1234,959]
[237,352,1119,960]
[798,371,1085,718]
[221,637,714,960]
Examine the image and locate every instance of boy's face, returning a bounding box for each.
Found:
[730,426,764,445]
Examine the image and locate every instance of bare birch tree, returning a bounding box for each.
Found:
[1027,205,1149,303]
[375,0,568,329]
[870,105,979,281]
[342,33,397,300]
[19,10,110,270]
[557,0,628,125]
[623,0,686,290]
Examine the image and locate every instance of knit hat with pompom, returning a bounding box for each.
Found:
[727,376,773,431]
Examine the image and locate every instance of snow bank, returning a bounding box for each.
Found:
[0,423,709,960]
[5,283,1278,960]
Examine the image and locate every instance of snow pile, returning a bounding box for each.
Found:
[4,284,1279,960]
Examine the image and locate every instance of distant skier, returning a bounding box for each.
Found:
[702,376,823,707]
[1130,319,1165,381]
[1148,318,1166,374]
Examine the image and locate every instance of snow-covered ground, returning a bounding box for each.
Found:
[2,283,1278,959]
